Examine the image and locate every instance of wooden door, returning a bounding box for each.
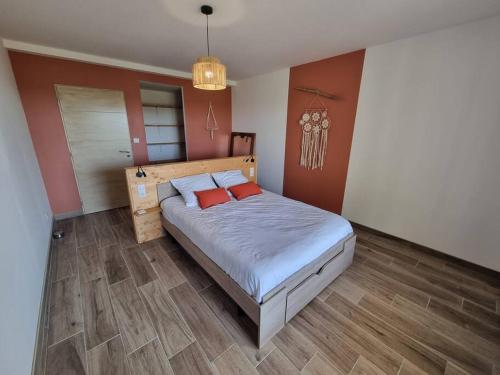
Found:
[55,85,133,213]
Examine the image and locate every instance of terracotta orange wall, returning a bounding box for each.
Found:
[9,52,232,215]
[283,50,365,214]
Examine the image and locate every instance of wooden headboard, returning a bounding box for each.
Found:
[125,156,258,243]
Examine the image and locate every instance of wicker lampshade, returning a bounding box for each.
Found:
[192,56,226,90]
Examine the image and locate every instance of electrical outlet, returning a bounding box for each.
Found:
[137,184,146,198]
[250,167,255,177]
[133,137,140,144]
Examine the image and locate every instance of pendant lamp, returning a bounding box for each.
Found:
[192,5,227,90]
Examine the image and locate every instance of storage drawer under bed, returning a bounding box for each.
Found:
[284,237,355,322]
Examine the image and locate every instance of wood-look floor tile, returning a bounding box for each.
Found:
[301,352,342,375]
[109,278,156,354]
[396,261,497,311]
[305,299,402,375]
[139,279,194,358]
[51,241,77,282]
[398,360,427,375]
[356,237,418,266]
[121,245,158,287]
[290,311,359,374]
[350,356,385,375]
[348,263,429,308]
[75,215,96,247]
[326,275,366,305]
[169,283,233,361]
[392,295,500,365]
[169,341,215,375]
[53,218,76,245]
[353,251,367,264]
[325,292,446,375]
[46,332,86,375]
[112,222,136,248]
[100,244,130,285]
[81,277,119,350]
[118,207,133,227]
[200,285,275,366]
[93,224,118,248]
[143,244,186,289]
[444,261,500,289]
[256,348,300,375]
[428,297,500,346]
[462,299,500,329]
[41,209,500,375]
[48,276,83,346]
[359,294,493,374]
[154,235,182,253]
[127,338,173,375]
[445,362,470,375]
[271,323,316,371]
[89,211,113,228]
[363,259,461,307]
[214,344,259,375]
[106,209,124,226]
[355,229,446,269]
[87,335,130,375]
[343,269,395,304]
[168,249,213,291]
[417,262,500,299]
[355,243,394,265]
[78,244,105,283]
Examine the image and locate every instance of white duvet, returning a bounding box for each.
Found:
[161,190,353,302]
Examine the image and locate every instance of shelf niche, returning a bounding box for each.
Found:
[140,82,187,163]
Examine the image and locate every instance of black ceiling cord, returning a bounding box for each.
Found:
[136,166,147,178]
[201,5,213,56]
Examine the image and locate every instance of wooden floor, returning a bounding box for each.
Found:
[39,207,500,375]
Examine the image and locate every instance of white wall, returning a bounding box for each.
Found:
[0,43,52,374]
[232,68,290,194]
[343,16,500,271]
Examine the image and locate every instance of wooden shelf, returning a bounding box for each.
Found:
[147,141,185,146]
[142,103,182,109]
[144,124,184,127]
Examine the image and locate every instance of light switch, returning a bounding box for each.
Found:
[137,184,146,198]
[249,167,255,177]
[133,137,140,144]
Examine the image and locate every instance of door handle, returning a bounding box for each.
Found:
[118,150,131,153]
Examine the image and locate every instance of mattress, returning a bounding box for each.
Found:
[161,190,353,302]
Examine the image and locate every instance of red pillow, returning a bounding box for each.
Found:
[194,187,230,209]
[228,182,262,200]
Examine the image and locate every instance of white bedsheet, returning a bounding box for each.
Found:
[161,190,353,302]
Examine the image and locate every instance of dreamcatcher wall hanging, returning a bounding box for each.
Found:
[206,101,218,140]
[297,88,334,170]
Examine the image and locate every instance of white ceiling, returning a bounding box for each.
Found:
[0,0,499,80]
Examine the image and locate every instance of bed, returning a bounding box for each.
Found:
[125,156,356,347]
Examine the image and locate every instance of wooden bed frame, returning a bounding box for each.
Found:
[125,156,356,347]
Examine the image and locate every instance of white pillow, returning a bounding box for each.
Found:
[170,173,217,207]
[211,169,248,189]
